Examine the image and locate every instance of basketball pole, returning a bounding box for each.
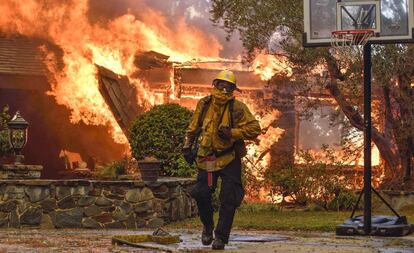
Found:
[363,43,372,235]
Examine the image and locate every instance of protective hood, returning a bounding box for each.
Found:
[211,87,234,105]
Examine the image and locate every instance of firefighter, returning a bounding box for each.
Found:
[183,70,261,250]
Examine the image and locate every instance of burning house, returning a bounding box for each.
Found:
[0,1,380,192]
[0,0,300,185]
[0,33,379,188]
[0,35,126,178]
[0,33,290,180]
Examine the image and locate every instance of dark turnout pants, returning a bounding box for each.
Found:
[190,157,244,244]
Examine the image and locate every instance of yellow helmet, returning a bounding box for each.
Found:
[214,70,237,85]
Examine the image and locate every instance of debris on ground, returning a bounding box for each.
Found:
[112,228,181,252]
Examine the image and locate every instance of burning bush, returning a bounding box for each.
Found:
[129,104,194,177]
[0,106,11,157]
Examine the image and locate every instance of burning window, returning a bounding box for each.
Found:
[295,98,380,166]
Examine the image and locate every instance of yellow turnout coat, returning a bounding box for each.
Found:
[186,93,261,171]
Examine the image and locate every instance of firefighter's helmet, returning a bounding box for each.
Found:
[214,70,237,85]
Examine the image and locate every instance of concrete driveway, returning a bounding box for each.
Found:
[0,229,412,252]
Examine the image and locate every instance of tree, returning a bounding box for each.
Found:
[210,0,414,187]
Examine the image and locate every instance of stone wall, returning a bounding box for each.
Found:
[0,178,197,229]
[379,191,414,212]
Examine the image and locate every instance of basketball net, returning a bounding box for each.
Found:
[330,29,374,67]
[331,30,374,47]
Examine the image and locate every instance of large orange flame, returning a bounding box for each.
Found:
[252,53,292,81]
[0,1,292,196]
[0,0,225,144]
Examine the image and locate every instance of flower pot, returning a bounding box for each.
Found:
[137,160,161,182]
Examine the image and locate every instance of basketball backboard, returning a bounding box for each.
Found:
[303,0,414,47]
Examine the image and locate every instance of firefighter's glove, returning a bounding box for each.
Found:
[182,135,195,164]
[183,147,194,164]
[218,126,232,140]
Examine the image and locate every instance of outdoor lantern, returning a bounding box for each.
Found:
[7,111,29,164]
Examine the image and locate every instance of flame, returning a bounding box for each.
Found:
[243,107,285,202]
[0,0,224,144]
[250,109,285,169]
[252,53,292,81]
[1,1,293,198]
[294,147,380,167]
[169,67,178,100]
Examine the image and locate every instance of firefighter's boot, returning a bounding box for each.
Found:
[212,238,225,250]
[201,226,214,245]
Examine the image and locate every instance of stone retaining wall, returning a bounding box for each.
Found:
[379,191,414,212]
[0,178,197,229]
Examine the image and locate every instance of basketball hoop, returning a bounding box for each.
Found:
[304,1,414,237]
[331,29,374,48]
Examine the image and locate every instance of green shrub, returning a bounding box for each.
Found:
[129,104,194,177]
[0,106,11,157]
[327,191,360,211]
[94,160,126,179]
[264,149,354,210]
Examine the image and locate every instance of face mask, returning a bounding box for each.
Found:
[211,87,234,104]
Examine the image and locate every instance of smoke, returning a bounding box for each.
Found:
[87,0,243,58]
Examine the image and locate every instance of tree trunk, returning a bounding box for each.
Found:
[325,79,400,168]
[324,55,400,171]
[393,75,414,181]
[402,137,413,181]
[383,85,395,146]
[382,85,400,180]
